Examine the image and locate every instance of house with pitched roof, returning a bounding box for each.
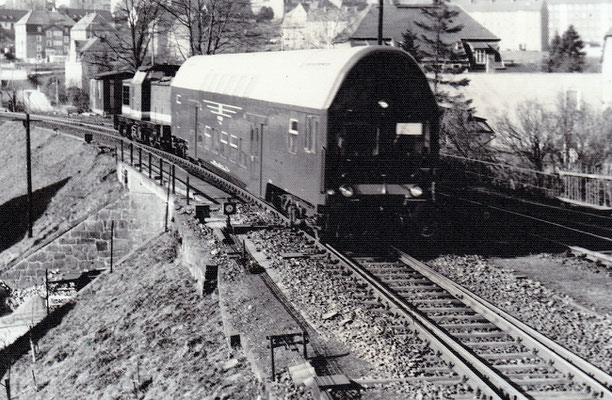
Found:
[350,2,502,72]
[15,11,75,63]
[0,10,28,34]
[57,8,113,23]
[65,12,113,89]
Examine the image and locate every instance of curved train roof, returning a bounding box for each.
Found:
[171,46,421,111]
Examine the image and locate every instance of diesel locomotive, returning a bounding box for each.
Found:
[91,46,440,237]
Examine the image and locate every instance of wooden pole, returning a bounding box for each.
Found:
[25,113,33,238]
[110,220,114,273]
[138,147,142,172]
[45,269,49,315]
[186,175,190,205]
[148,153,152,179]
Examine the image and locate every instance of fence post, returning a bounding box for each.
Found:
[186,175,190,205]
[159,158,164,185]
[270,337,275,381]
[172,164,176,194]
[148,153,152,179]
[45,269,49,315]
[138,147,142,172]
[120,141,124,162]
[130,143,133,166]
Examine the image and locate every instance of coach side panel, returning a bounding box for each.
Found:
[172,87,327,209]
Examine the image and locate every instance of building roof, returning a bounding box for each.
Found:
[605,28,612,38]
[172,46,422,110]
[16,11,75,26]
[351,4,499,43]
[58,8,113,23]
[0,9,28,23]
[93,70,133,80]
[71,12,111,31]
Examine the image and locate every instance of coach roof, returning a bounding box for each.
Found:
[171,46,419,110]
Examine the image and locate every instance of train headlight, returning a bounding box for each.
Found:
[339,185,354,198]
[409,186,423,197]
[326,189,336,196]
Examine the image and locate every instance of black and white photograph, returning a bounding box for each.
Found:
[0,0,610,398]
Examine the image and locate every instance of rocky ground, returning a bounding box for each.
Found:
[428,253,612,374]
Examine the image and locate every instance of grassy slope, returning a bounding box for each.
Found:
[7,233,261,399]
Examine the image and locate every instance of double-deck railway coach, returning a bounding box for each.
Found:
[171,46,440,235]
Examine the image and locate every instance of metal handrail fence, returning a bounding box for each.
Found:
[440,153,612,209]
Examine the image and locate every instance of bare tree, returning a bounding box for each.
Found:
[94,0,164,71]
[154,0,270,58]
[495,100,560,172]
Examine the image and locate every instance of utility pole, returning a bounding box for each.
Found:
[24,113,33,238]
[378,0,384,45]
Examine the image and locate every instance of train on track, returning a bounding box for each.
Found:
[90,46,440,237]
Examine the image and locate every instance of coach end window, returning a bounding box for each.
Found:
[288,119,298,154]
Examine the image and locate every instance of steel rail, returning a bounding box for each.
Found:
[394,247,612,399]
[321,244,528,400]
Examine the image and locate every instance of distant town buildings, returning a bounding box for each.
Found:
[15,10,74,63]
[450,0,612,53]
[0,9,28,34]
[65,12,112,88]
[54,0,111,10]
[4,0,46,11]
[350,2,502,72]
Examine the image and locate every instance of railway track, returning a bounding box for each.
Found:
[330,245,612,399]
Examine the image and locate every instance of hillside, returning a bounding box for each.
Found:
[0,121,122,271]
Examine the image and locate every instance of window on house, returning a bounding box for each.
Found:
[46,30,52,37]
[122,86,130,105]
[229,135,238,163]
[36,45,41,52]
[474,49,487,64]
[53,30,62,37]
[64,46,68,52]
[176,94,181,104]
[288,119,298,154]
[64,36,69,43]
[36,35,41,42]
[46,40,51,46]
[37,26,41,32]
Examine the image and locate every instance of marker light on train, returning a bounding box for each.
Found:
[339,185,355,198]
[409,186,423,197]
[326,189,336,196]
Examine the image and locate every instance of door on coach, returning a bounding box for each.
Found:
[249,123,264,197]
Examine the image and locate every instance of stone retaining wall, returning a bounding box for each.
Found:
[1,163,168,288]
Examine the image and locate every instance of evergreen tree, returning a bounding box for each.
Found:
[544,25,585,72]
[401,1,487,159]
